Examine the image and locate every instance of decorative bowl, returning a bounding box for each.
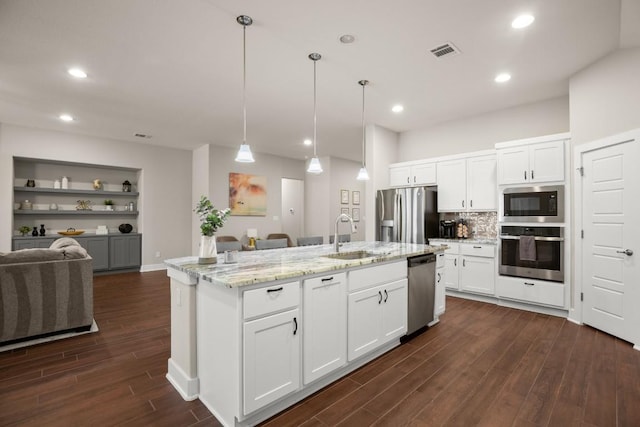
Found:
[118,223,133,233]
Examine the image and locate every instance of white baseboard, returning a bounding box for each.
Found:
[140,263,166,272]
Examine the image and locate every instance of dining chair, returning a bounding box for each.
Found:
[297,236,323,246]
[266,233,294,247]
[217,241,242,253]
[255,238,288,250]
[216,235,239,243]
[329,234,351,244]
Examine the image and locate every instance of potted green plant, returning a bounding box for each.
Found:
[19,225,31,236]
[194,195,231,264]
[104,199,114,211]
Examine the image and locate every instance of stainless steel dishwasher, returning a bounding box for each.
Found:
[407,254,437,335]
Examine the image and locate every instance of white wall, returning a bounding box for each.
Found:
[192,144,210,255]
[304,156,331,242]
[328,157,366,242]
[0,123,192,269]
[398,96,570,161]
[366,124,399,240]
[205,145,305,244]
[569,47,640,145]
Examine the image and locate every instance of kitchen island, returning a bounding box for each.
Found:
[165,241,445,427]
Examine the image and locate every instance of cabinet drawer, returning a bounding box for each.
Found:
[243,281,300,319]
[303,272,347,290]
[496,276,564,308]
[348,261,406,293]
[460,244,495,258]
[436,252,445,268]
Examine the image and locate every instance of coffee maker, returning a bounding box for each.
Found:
[440,220,456,238]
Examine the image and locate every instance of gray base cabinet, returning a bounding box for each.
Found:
[12,234,141,272]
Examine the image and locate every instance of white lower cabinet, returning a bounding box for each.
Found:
[496,275,565,308]
[435,252,446,317]
[243,281,301,415]
[348,278,407,361]
[303,273,347,385]
[459,244,495,295]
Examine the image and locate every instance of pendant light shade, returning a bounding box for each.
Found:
[235,15,255,163]
[356,79,370,180]
[307,53,323,174]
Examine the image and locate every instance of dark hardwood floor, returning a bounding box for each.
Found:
[1,271,639,426]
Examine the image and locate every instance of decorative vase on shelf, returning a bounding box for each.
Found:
[39,224,46,236]
[32,227,38,237]
[198,235,217,264]
[61,176,69,189]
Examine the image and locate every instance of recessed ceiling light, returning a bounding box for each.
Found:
[67,68,87,78]
[511,14,535,29]
[339,34,355,44]
[391,105,404,113]
[494,73,511,83]
[59,114,74,122]
[303,139,312,146]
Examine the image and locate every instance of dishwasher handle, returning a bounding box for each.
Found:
[408,254,436,267]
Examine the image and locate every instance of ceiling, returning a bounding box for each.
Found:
[0,0,624,162]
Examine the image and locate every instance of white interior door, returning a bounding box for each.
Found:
[581,137,639,346]
[281,178,304,243]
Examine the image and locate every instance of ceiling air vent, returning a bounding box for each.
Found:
[429,42,461,59]
[134,133,152,139]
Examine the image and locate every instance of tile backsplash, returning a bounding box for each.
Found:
[439,211,497,239]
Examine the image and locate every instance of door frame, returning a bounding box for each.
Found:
[572,128,640,351]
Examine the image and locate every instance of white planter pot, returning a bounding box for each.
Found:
[198,235,217,264]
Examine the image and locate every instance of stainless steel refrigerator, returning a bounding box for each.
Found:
[375,187,438,244]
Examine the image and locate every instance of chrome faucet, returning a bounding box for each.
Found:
[334,213,356,252]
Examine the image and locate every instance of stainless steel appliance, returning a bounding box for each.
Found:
[500,185,564,223]
[407,254,436,335]
[376,187,438,243]
[499,225,564,282]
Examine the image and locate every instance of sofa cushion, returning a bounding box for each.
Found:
[63,245,88,259]
[49,237,81,250]
[0,249,64,265]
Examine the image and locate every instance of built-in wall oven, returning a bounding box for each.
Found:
[499,225,564,282]
[500,185,564,223]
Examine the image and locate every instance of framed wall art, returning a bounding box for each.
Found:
[352,208,360,222]
[340,189,349,204]
[341,207,349,220]
[352,190,360,205]
[229,172,267,216]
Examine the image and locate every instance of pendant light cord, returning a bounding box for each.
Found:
[313,59,317,157]
[361,81,366,168]
[242,23,247,144]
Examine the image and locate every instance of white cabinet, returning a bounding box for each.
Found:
[434,252,446,317]
[496,275,565,308]
[389,161,436,187]
[437,155,496,212]
[459,244,495,295]
[497,140,565,185]
[303,273,347,385]
[347,261,407,361]
[243,281,301,414]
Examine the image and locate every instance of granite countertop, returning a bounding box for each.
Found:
[165,241,445,288]
[429,237,498,245]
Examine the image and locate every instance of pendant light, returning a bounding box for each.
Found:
[235,15,255,163]
[306,53,323,174]
[356,80,370,181]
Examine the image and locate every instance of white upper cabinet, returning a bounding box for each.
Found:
[389,161,436,187]
[437,154,496,212]
[497,139,565,185]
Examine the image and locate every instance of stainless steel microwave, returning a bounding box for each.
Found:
[500,185,564,223]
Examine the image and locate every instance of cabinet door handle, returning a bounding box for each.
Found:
[437,272,441,283]
[267,287,283,293]
[454,258,457,266]
[524,170,527,180]
[524,282,535,286]
[413,176,416,183]
[378,291,382,304]
[407,177,410,183]
[462,200,465,208]
[293,317,298,335]
[463,259,466,267]
[470,200,473,208]
[531,170,534,180]
[384,289,389,303]
[321,277,334,282]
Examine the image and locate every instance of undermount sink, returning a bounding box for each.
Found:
[322,250,378,260]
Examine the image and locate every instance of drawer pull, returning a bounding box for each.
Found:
[321,277,334,282]
[524,282,535,286]
[293,317,298,335]
[266,287,284,293]
[473,246,482,249]
[378,291,382,304]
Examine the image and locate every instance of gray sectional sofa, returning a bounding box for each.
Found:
[0,238,93,345]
